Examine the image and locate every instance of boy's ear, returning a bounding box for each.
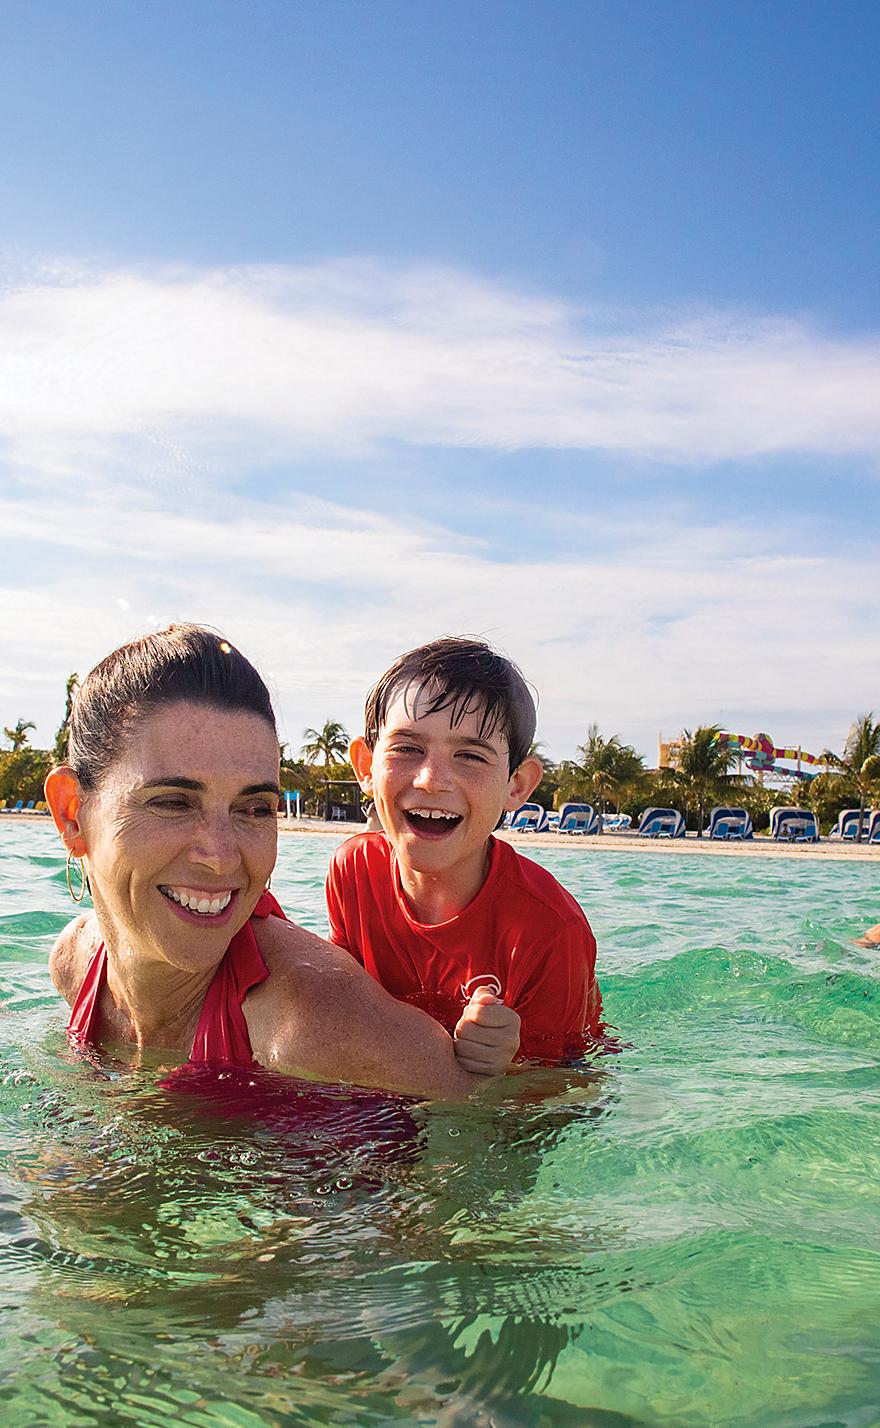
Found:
[504,755,543,810]
[44,767,87,855]
[349,737,375,792]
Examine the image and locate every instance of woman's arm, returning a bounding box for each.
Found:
[248,918,480,1099]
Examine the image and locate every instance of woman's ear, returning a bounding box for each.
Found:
[504,756,544,810]
[349,737,375,792]
[44,768,87,855]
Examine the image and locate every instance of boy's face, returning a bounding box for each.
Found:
[350,688,542,883]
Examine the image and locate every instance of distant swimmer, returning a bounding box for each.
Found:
[854,924,880,948]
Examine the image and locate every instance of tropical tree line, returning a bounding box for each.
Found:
[3,678,879,836]
[281,719,358,818]
[0,681,79,804]
[533,715,880,838]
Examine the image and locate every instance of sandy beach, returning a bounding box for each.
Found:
[272,817,880,862]
[8,809,878,863]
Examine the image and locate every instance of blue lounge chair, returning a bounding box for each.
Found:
[557,802,599,835]
[770,807,819,842]
[867,811,880,844]
[708,806,754,841]
[601,813,632,831]
[638,807,686,839]
[831,809,871,840]
[510,802,548,833]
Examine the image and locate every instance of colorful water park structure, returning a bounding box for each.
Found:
[658,731,834,784]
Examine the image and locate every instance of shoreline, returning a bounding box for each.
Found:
[273,818,880,862]
[7,810,879,863]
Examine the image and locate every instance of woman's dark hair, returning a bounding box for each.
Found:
[364,636,536,773]
[67,624,276,789]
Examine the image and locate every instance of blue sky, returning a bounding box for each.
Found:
[1,0,878,762]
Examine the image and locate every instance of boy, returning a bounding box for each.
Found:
[326,637,603,1073]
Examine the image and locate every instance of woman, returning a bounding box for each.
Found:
[45,624,490,1097]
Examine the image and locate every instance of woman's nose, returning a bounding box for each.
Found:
[187,815,242,873]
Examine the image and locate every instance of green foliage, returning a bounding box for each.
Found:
[54,674,79,762]
[295,719,355,816]
[556,725,646,829]
[803,770,857,834]
[0,747,52,803]
[730,782,776,832]
[674,726,739,836]
[820,713,880,840]
[844,713,880,774]
[3,719,36,752]
[526,741,558,810]
[300,720,350,767]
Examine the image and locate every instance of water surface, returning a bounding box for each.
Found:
[1,821,879,1426]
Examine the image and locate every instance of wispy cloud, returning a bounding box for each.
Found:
[2,257,879,471]
[1,485,875,762]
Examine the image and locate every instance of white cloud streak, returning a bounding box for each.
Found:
[1,256,875,765]
[1,258,879,469]
[1,486,875,764]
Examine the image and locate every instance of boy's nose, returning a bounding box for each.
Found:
[413,756,451,791]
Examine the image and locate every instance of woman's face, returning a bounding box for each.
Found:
[78,701,280,972]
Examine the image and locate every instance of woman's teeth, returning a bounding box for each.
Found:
[161,887,232,916]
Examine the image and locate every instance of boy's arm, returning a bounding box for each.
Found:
[453,989,520,1075]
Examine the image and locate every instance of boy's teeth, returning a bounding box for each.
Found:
[411,809,458,820]
[162,887,232,915]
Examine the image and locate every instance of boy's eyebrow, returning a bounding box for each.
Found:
[139,776,282,796]
[384,726,504,753]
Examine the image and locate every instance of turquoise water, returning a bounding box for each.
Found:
[2,822,880,1427]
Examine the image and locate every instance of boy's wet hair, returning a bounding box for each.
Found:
[364,636,537,773]
[67,623,276,790]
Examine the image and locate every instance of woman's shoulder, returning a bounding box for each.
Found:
[251,913,368,1007]
[49,913,102,1005]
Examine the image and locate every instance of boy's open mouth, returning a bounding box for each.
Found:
[403,808,463,839]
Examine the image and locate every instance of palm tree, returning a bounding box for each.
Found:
[54,673,79,761]
[300,720,350,768]
[3,719,36,752]
[822,714,880,843]
[526,740,558,810]
[676,725,738,838]
[563,725,645,833]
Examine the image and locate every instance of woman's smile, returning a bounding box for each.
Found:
[158,883,240,923]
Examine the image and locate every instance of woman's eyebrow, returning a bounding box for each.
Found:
[139,777,281,796]
[140,776,204,791]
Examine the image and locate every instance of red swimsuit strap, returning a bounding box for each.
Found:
[66,889,287,1068]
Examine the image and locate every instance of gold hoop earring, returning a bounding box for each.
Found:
[66,851,88,903]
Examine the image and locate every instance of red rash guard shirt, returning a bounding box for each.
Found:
[325,832,602,1062]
